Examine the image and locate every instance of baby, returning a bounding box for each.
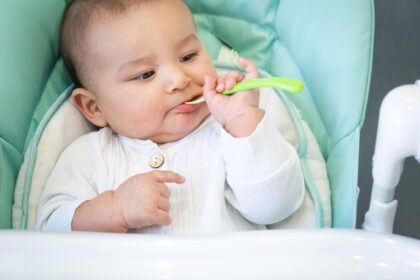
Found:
[36,0,305,233]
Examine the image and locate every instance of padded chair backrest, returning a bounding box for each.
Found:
[0,0,374,228]
[0,0,72,228]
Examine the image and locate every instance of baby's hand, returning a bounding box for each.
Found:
[203,57,264,137]
[113,170,185,230]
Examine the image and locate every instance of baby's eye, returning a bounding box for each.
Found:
[135,70,155,80]
[180,53,197,62]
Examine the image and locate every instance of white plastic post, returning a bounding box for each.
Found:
[363,80,420,233]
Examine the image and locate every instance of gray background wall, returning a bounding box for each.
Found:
[356,0,420,238]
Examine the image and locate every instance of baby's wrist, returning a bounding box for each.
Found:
[111,190,129,233]
[223,108,265,138]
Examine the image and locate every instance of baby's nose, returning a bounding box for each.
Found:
[164,66,190,93]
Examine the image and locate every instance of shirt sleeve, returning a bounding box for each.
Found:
[221,113,305,225]
[36,132,106,231]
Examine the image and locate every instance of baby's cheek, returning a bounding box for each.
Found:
[206,63,218,79]
[197,60,217,85]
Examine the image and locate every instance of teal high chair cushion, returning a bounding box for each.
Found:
[0,0,374,229]
[0,0,71,228]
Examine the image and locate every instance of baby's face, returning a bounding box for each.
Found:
[85,0,217,143]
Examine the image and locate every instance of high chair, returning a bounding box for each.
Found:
[364,80,420,233]
[3,1,420,279]
[0,0,374,230]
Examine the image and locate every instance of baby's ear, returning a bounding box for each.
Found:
[72,88,108,127]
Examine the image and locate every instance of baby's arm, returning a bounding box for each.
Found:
[203,58,304,224]
[221,114,305,225]
[72,170,184,232]
[36,133,184,233]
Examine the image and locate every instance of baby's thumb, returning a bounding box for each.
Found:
[153,170,185,184]
[203,75,217,101]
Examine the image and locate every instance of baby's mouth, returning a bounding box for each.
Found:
[184,95,205,105]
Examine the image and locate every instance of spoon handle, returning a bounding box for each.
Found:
[222,77,303,95]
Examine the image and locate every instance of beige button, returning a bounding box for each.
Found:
[149,153,164,168]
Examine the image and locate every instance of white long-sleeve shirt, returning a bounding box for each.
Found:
[36,112,305,234]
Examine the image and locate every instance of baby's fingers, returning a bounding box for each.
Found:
[153,209,172,226]
[157,197,170,212]
[203,75,218,101]
[238,57,258,80]
[157,184,170,199]
[217,71,244,93]
[216,76,226,93]
[151,170,185,184]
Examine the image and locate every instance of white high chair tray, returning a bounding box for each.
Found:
[1,229,419,279]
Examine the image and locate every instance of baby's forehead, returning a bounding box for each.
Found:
[86,0,194,39]
[87,1,195,47]
[78,0,197,79]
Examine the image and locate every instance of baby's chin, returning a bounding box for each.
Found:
[152,109,211,144]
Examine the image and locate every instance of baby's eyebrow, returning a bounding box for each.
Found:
[119,55,150,73]
[176,33,199,49]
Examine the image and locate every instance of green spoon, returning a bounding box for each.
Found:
[185,77,303,104]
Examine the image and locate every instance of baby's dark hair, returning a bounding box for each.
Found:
[60,0,158,89]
